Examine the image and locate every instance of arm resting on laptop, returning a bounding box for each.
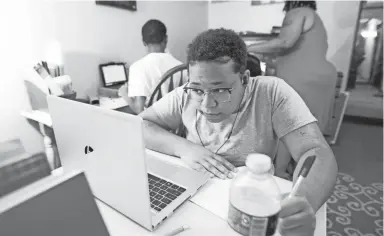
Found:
[140,104,238,178]
[141,119,192,157]
[139,88,190,156]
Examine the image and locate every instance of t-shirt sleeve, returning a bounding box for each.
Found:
[271,79,318,138]
[127,64,151,97]
[151,87,184,131]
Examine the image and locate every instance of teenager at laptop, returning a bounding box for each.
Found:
[139,28,337,235]
[118,19,185,114]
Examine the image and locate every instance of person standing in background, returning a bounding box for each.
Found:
[248,0,337,133]
[248,1,337,179]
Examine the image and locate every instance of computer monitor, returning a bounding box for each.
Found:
[99,62,128,87]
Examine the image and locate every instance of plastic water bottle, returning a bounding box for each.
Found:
[228,153,281,236]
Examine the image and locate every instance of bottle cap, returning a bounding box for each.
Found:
[246,153,272,174]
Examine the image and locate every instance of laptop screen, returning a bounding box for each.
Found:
[0,172,110,236]
[100,63,128,87]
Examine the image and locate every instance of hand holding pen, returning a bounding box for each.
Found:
[278,155,317,236]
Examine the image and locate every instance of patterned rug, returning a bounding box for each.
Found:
[327,172,383,236]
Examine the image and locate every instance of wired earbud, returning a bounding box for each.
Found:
[241,74,248,86]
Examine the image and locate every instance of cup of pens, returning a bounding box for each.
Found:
[34,61,75,99]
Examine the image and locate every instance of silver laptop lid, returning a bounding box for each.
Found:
[0,170,110,236]
[47,95,152,230]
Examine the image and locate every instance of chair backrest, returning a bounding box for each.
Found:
[147,64,188,107]
[246,53,262,77]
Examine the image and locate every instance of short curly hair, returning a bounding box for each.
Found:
[187,28,247,73]
[142,19,167,45]
[283,1,317,12]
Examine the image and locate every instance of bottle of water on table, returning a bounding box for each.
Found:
[228,153,281,236]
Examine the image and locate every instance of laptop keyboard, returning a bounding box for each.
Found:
[148,174,186,213]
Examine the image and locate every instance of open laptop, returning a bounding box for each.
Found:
[47,95,210,231]
[99,62,128,90]
[0,170,110,236]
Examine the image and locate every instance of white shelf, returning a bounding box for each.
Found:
[20,109,53,127]
[20,97,128,128]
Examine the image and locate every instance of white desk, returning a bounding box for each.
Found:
[97,200,326,236]
[94,150,326,236]
[97,198,243,236]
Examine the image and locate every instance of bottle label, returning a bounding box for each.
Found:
[227,202,279,236]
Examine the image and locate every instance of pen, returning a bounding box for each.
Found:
[289,155,316,197]
[163,225,190,236]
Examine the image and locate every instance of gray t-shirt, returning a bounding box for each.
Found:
[152,76,317,166]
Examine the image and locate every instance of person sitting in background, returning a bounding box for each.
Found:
[118,19,185,114]
[139,28,337,236]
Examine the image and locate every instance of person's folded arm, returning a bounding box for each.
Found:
[271,78,337,212]
[140,87,238,178]
[138,88,194,157]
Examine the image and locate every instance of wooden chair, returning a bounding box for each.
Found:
[246,53,262,77]
[147,64,188,138]
[147,64,188,108]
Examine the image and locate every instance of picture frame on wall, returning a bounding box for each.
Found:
[251,0,284,6]
[211,0,230,3]
[95,1,137,12]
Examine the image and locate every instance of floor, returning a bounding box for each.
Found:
[331,121,382,185]
[346,84,383,120]
[327,120,383,235]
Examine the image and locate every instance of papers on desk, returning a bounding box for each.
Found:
[189,173,237,220]
[190,167,293,221]
[99,97,128,110]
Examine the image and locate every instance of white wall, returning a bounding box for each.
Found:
[51,0,208,98]
[0,1,46,154]
[0,0,208,153]
[208,0,361,91]
[209,1,285,33]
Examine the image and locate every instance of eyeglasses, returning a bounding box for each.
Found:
[183,85,233,103]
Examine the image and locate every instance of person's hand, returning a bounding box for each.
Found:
[278,196,316,236]
[118,83,128,97]
[180,144,238,179]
